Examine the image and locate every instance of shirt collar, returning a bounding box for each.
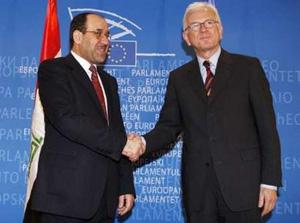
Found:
[197,46,221,74]
[71,51,95,79]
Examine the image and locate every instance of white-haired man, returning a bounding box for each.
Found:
[125,2,282,223]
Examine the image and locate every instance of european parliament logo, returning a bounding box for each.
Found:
[68,7,175,67]
[106,40,136,67]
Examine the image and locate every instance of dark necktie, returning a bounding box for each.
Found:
[203,60,214,96]
[89,65,108,121]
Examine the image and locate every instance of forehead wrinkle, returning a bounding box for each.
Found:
[86,15,108,29]
[187,8,217,21]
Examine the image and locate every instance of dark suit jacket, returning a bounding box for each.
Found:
[29,54,135,219]
[144,49,281,212]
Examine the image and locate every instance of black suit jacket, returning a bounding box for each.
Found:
[144,49,281,212]
[29,54,135,219]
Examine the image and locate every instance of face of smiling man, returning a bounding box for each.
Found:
[183,6,223,59]
[72,14,110,65]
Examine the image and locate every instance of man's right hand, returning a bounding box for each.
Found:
[122,133,145,162]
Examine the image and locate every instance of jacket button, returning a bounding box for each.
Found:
[209,137,216,142]
[215,161,223,165]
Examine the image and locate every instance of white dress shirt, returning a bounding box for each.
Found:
[71,51,108,118]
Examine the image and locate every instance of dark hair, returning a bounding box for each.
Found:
[69,13,89,50]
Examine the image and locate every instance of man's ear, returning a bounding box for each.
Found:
[182,31,191,46]
[218,23,223,40]
[73,30,83,44]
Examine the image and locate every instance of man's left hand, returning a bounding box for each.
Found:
[258,187,277,216]
[118,194,135,216]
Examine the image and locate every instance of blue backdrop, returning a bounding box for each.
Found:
[0,0,299,222]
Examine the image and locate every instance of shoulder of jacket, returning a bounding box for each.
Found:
[225,51,260,64]
[39,56,70,69]
[170,59,196,75]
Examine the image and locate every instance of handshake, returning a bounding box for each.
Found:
[122,133,145,162]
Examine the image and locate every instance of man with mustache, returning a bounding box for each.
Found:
[24,13,140,223]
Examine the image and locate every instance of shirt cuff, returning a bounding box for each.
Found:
[260,184,277,191]
[141,136,146,147]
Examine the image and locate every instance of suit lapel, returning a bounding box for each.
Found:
[65,54,107,120]
[209,49,233,102]
[186,58,208,103]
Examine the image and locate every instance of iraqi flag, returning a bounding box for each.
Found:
[24,0,61,208]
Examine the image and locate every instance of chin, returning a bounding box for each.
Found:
[95,56,106,64]
[197,46,211,51]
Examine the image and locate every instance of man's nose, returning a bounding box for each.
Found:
[199,24,208,32]
[100,35,110,44]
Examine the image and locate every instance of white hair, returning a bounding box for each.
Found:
[183,2,222,30]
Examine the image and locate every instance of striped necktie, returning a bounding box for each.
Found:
[203,60,214,96]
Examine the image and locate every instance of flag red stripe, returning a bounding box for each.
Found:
[40,0,61,62]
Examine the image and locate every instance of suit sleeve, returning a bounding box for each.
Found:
[249,58,282,186]
[119,156,135,196]
[38,60,126,161]
[110,78,135,196]
[144,72,183,153]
